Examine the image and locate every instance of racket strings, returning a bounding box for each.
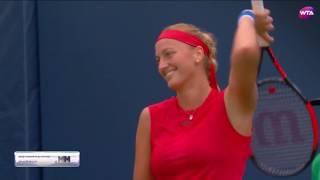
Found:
[252,80,314,176]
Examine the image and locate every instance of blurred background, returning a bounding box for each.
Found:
[0,1,319,180]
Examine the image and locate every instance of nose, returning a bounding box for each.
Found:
[158,58,168,72]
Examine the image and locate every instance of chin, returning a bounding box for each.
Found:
[167,79,182,91]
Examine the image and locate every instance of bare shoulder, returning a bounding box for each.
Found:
[133,107,153,180]
[137,107,151,132]
[135,107,151,146]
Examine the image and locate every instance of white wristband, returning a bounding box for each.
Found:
[238,9,255,23]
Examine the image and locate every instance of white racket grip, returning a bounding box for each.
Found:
[251,0,270,47]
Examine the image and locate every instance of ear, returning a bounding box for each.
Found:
[193,46,205,63]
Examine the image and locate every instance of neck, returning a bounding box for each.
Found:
[176,79,212,111]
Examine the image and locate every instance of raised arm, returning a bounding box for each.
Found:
[225,9,274,136]
[133,107,154,180]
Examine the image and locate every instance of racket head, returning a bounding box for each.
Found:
[251,78,318,176]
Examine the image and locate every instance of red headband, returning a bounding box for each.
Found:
[157,30,210,56]
[156,29,219,91]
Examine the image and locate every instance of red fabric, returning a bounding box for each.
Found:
[157,30,210,56]
[156,29,219,90]
[149,89,252,180]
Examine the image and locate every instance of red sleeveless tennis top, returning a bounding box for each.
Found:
[148,89,252,180]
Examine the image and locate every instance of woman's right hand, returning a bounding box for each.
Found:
[254,9,275,44]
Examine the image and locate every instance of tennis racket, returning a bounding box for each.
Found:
[250,0,320,176]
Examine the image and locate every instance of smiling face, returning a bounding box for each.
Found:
[154,23,219,91]
[155,39,201,91]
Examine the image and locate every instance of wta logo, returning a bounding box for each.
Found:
[299,6,315,20]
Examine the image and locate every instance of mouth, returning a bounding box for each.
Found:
[163,68,177,80]
[165,70,174,78]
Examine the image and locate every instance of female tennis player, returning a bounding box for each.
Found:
[133,8,274,180]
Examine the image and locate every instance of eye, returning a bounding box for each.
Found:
[164,51,175,58]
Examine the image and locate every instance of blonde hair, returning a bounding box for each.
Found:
[164,23,218,74]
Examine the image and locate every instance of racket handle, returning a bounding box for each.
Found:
[251,0,270,47]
